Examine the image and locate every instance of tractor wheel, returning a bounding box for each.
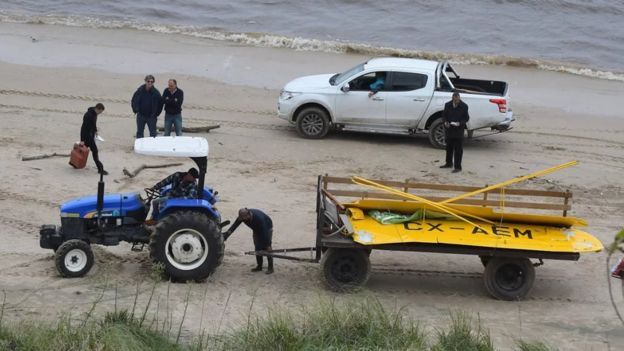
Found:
[320,248,371,292]
[428,118,446,149]
[55,239,94,278]
[150,211,224,282]
[483,257,535,301]
[479,255,491,267]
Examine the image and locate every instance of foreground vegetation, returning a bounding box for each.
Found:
[0,297,556,351]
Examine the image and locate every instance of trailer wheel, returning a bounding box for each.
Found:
[55,239,94,278]
[150,211,224,282]
[296,107,330,139]
[483,257,535,301]
[321,248,371,292]
[428,118,446,149]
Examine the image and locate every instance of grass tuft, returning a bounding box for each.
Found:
[214,297,426,351]
[431,311,494,351]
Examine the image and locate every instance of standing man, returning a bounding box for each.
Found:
[162,78,184,136]
[131,75,163,138]
[80,103,107,175]
[440,92,470,173]
[223,208,274,274]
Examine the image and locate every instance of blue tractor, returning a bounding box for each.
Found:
[39,137,227,281]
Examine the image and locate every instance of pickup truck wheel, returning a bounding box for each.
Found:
[428,118,446,149]
[483,257,535,300]
[296,107,330,139]
[320,248,371,292]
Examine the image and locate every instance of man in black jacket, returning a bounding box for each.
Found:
[80,103,107,175]
[162,79,184,136]
[223,208,274,274]
[131,75,163,138]
[440,92,470,173]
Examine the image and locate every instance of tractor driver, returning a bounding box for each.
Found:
[223,208,274,274]
[149,167,199,221]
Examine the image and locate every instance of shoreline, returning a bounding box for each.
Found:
[1,12,623,82]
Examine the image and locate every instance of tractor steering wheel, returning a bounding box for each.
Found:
[144,188,159,203]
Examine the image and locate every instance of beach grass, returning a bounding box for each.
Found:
[0,296,555,351]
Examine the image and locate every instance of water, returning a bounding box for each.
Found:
[1,0,623,80]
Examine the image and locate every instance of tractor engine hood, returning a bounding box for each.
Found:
[60,192,142,218]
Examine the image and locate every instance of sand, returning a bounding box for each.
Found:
[0,22,623,349]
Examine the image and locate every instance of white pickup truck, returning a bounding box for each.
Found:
[277,57,514,148]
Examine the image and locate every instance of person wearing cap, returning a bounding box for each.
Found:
[80,103,107,175]
[149,168,199,220]
[440,91,470,173]
[131,74,163,138]
[224,208,274,274]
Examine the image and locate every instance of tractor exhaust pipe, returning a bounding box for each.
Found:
[96,172,104,224]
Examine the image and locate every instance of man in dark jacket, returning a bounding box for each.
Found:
[80,103,107,175]
[131,75,163,138]
[440,92,470,173]
[150,168,199,220]
[224,208,274,274]
[162,78,184,136]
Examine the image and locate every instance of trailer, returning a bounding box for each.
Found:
[248,164,603,300]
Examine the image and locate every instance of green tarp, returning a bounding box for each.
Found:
[368,209,452,225]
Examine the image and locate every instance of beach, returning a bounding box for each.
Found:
[0,21,623,349]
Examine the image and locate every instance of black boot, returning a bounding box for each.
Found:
[266,256,274,275]
[251,255,263,272]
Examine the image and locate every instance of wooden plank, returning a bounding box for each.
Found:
[447,198,571,211]
[323,176,568,198]
[326,190,571,211]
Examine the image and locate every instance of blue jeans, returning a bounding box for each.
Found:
[164,113,183,136]
[136,114,157,138]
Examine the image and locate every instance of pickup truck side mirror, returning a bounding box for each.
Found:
[341,83,350,93]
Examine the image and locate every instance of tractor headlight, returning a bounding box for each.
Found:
[279,90,301,101]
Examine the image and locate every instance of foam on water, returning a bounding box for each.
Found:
[1,12,623,82]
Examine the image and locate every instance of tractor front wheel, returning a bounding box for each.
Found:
[321,248,371,292]
[150,211,224,282]
[55,239,94,278]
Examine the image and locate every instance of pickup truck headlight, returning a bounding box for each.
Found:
[279,90,301,101]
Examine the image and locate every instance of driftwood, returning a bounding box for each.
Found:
[156,125,220,133]
[122,163,183,178]
[22,153,70,161]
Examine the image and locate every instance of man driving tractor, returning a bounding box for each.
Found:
[149,167,199,221]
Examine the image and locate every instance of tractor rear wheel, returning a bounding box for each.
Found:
[55,239,94,278]
[320,248,371,292]
[483,257,535,300]
[150,211,224,282]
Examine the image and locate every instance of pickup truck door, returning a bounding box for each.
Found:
[334,71,387,126]
[384,71,433,128]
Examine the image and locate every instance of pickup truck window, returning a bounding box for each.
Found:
[348,72,387,91]
[388,72,428,92]
[331,63,365,86]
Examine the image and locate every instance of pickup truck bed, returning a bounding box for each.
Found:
[450,78,507,96]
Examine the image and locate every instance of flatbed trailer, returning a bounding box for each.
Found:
[247,174,602,300]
